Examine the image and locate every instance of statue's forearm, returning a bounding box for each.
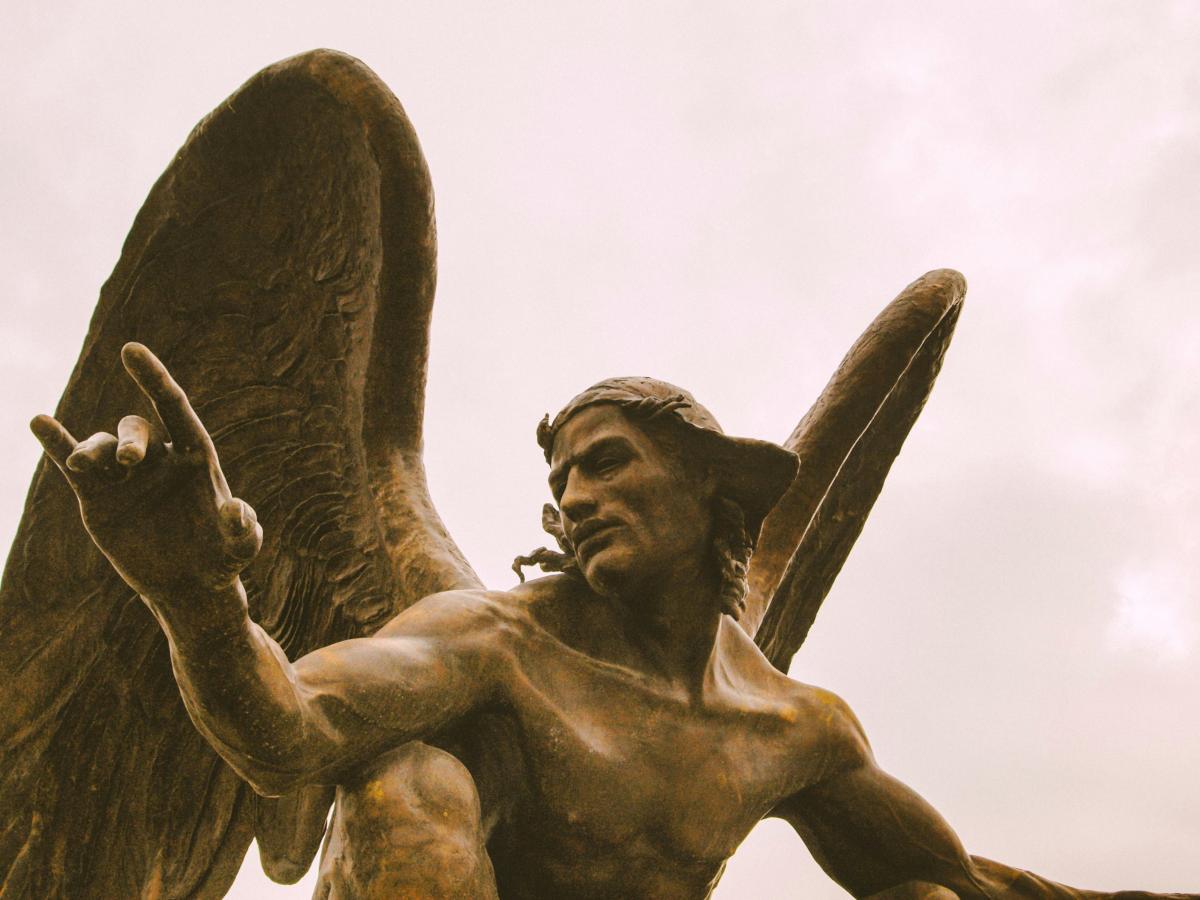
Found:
[147,580,311,793]
[145,582,490,796]
[969,856,1196,900]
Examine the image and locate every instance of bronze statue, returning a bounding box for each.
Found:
[1,50,1194,899]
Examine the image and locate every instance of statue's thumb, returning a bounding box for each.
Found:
[219,498,262,563]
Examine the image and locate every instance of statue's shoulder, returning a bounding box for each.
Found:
[380,575,587,638]
[777,677,873,770]
[718,623,868,756]
[504,572,592,609]
[499,573,607,642]
[373,585,530,641]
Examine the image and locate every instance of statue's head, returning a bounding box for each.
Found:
[516,378,798,619]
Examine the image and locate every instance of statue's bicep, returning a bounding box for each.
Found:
[778,761,978,896]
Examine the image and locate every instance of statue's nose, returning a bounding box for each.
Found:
[559,470,597,524]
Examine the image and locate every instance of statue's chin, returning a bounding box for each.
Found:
[580,567,622,599]
[579,553,635,599]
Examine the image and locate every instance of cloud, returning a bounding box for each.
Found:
[1107,561,1197,662]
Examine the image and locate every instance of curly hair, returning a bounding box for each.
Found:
[513,398,755,620]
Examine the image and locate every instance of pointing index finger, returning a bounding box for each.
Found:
[120,342,210,450]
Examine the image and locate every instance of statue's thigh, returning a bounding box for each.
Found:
[315,742,498,900]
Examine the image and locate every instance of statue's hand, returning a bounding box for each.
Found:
[30,343,262,605]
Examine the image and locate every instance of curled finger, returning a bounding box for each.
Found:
[219,498,262,562]
[116,415,157,466]
[66,432,122,478]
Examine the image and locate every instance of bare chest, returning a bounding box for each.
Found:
[497,644,804,866]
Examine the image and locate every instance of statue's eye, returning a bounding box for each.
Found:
[595,456,622,474]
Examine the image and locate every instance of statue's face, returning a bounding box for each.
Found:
[548,405,714,598]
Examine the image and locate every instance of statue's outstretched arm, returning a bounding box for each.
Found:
[32,344,493,796]
[171,596,496,797]
[774,700,1196,899]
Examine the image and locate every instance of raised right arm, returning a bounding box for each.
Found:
[31,343,499,795]
[158,583,499,794]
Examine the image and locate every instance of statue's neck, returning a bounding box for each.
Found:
[613,563,724,696]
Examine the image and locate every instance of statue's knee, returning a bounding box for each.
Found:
[323,743,497,897]
[342,742,484,842]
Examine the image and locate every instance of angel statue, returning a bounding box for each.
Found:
[0,50,1194,900]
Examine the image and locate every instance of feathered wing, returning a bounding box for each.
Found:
[745,269,966,672]
[0,50,481,898]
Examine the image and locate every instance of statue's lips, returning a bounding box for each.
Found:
[574,521,621,557]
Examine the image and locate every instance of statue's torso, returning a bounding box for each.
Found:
[318,579,857,899]
[459,579,850,898]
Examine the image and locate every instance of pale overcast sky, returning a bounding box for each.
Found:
[2,2,1198,896]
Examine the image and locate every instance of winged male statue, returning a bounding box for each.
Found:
[3,50,1195,900]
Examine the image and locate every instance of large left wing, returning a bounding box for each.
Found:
[0,50,481,898]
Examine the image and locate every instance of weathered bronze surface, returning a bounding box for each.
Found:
[1,51,1194,899]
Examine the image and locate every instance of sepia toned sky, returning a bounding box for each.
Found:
[2,2,1198,895]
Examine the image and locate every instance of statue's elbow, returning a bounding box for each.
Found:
[246,775,292,798]
[245,768,307,798]
[234,757,312,798]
